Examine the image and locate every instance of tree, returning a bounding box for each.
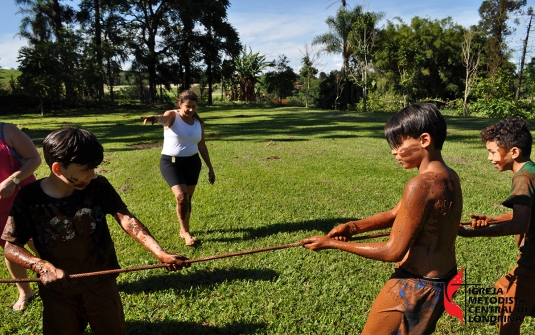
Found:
[313,6,363,76]
[262,55,298,104]
[197,0,240,106]
[17,42,64,115]
[234,46,268,102]
[313,6,366,106]
[374,16,466,104]
[461,27,482,115]
[299,43,319,108]
[348,8,384,112]
[16,0,78,101]
[478,0,527,77]
[515,7,534,100]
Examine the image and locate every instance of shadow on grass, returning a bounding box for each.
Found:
[118,267,278,294]
[126,319,266,335]
[202,217,359,243]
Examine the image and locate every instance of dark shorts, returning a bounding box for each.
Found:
[361,267,457,335]
[159,153,202,187]
[40,278,126,335]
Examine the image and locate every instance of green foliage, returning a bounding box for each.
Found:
[470,98,534,118]
[355,90,404,113]
[260,56,298,104]
[374,16,466,102]
[233,46,269,102]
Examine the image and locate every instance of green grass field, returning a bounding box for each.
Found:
[0,106,529,334]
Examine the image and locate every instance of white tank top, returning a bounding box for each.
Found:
[161,111,202,157]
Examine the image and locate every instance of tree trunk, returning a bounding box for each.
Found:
[94,0,104,102]
[515,15,532,101]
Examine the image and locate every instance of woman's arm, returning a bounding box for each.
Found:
[141,110,176,128]
[0,124,41,199]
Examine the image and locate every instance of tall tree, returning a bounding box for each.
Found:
[313,6,363,76]
[515,7,534,100]
[197,0,240,106]
[299,43,319,108]
[348,9,384,112]
[16,0,77,101]
[262,55,298,104]
[313,5,365,106]
[478,0,527,76]
[461,26,482,115]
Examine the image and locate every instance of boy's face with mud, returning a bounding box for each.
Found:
[391,136,426,169]
[55,163,97,190]
[485,140,515,172]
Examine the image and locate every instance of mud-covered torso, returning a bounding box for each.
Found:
[4,175,125,291]
[397,168,463,278]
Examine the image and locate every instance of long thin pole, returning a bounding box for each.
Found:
[0,222,487,284]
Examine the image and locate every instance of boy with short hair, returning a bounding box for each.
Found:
[302,103,463,334]
[458,117,535,335]
[2,127,188,335]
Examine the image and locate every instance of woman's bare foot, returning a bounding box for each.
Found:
[180,231,196,246]
[12,291,37,312]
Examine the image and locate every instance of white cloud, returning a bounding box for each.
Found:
[0,33,25,70]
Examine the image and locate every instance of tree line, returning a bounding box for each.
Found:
[1,0,534,118]
[304,0,534,117]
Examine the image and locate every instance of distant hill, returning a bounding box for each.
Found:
[0,69,21,85]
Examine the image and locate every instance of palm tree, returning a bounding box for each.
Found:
[16,0,54,44]
[313,6,363,76]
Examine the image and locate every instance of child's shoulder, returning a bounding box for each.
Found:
[406,168,458,191]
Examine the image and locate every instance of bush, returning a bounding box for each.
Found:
[356,91,404,113]
[469,98,535,119]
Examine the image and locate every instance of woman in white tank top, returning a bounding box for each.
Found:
[141,90,215,246]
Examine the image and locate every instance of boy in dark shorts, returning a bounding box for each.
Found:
[302,103,463,334]
[459,117,535,335]
[2,127,189,335]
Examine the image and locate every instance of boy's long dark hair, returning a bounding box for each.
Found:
[480,117,532,157]
[43,127,104,168]
[384,103,447,150]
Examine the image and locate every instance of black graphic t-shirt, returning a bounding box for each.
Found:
[3,175,125,292]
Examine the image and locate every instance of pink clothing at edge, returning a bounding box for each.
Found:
[0,124,36,247]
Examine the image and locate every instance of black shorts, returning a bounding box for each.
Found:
[160,153,202,187]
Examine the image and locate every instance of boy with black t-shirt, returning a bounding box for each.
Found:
[2,127,188,335]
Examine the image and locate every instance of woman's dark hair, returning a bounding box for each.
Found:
[43,127,104,168]
[480,117,532,157]
[178,90,204,124]
[384,103,447,150]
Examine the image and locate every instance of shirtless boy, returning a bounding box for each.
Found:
[458,117,535,335]
[302,103,463,334]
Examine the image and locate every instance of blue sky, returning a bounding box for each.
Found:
[0,0,530,72]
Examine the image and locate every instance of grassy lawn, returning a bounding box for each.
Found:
[0,105,529,334]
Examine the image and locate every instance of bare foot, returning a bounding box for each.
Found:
[13,292,37,312]
[180,232,196,246]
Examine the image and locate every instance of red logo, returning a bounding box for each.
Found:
[444,268,464,325]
